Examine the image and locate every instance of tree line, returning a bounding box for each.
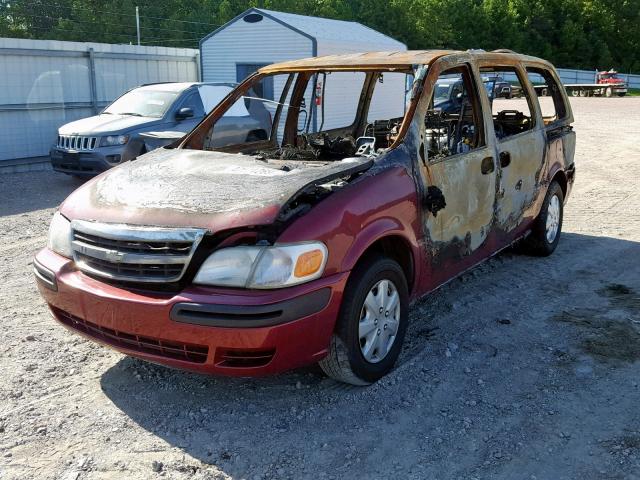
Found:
[1,0,639,73]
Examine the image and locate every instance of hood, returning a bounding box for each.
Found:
[60,148,371,232]
[58,113,157,135]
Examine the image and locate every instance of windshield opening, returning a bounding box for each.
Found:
[190,68,414,163]
[103,89,179,118]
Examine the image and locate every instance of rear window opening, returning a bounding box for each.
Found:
[525,67,568,124]
[188,69,413,163]
[479,66,535,140]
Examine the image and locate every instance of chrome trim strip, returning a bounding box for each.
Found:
[71,239,189,264]
[71,220,205,243]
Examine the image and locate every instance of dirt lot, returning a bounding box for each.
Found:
[1,97,640,480]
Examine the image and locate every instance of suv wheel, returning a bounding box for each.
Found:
[522,180,564,256]
[319,255,409,385]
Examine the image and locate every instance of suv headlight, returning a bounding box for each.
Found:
[47,212,73,258]
[194,242,328,289]
[100,135,129,147]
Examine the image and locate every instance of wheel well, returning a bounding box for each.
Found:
[551,170,568,198]
[246,129,268,142]
[353,236,415,294]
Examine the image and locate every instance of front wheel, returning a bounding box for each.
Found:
[319,255,409,385]
[522,181,564,256]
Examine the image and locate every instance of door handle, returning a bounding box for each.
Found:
[500,151,511,168]
[481,156,494,175]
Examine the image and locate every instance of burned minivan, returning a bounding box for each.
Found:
[35,50,575,385]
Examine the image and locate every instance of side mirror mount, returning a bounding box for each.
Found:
[176,107,194,121]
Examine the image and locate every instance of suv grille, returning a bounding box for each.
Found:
[70,220,205,284]
[57,135,98,151]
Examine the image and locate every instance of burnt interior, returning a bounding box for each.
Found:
[182,69,412,165]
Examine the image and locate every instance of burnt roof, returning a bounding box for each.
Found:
[259,49,544,72]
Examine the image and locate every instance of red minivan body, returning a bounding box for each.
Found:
[35,50,575,384]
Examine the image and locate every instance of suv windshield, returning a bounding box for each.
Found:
[103,88,179,118]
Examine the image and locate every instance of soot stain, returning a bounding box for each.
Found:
[552,283,640,364]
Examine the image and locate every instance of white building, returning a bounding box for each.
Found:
[200,8,407,132]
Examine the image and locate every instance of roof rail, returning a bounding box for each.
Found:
[491,49,517,54]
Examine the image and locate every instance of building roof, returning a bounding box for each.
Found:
[200,8,406,49]
[253,9,405,47]
[259,49,544,73]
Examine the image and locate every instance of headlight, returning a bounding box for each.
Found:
[194,242,328,289]
[47,212,73,258]
[100,135,129,147]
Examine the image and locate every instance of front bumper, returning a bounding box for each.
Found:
[34,248,348,376]
[50,143,137,175]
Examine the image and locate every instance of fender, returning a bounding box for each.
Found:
[340,217,421,277]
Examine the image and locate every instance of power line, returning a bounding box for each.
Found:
[6,21,137,40]
[13,0,221,27]
[7,11,214,35]
[140,37,201,44]
[5,22,201,46]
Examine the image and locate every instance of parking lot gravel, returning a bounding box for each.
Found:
[1,97,640,480]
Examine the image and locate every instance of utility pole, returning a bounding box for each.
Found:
[136,6,141,46]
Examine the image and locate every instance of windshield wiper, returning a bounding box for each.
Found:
[116,112,145,117]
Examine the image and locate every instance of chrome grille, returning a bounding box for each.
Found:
[70,220,206,284]
[57,135,98,151]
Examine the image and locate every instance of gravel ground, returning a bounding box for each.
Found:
[1,97,640,480]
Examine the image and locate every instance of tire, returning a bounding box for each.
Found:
[319,255,409,385]
[617,92,626,97]
[522,181,564,256]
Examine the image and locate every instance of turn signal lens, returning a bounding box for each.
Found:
[294,249,324,278]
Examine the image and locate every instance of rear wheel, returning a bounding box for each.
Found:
[319,255,409,385]
[522,181,564,256]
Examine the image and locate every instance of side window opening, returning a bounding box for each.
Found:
[424,65,485,160]
[480,67,534,140]
[315,71,367,131]
[525,67,567,125]
[364,72,410,152]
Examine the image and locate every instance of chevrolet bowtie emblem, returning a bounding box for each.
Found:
[105,250,126,263]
